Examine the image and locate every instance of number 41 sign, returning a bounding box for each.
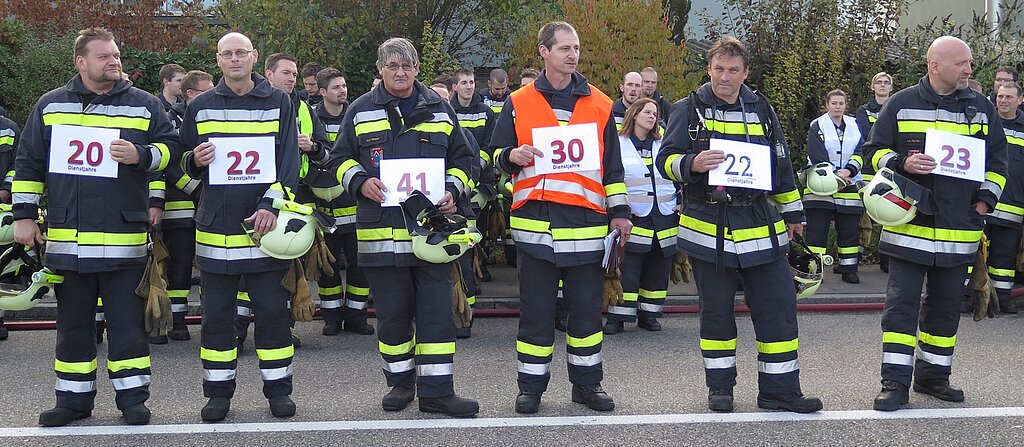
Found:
[379,158,445,207]
[924,128,985,183]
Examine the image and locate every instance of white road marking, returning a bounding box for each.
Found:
[3,406,1024,437]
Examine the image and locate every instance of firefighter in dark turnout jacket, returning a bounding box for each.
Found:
[0,114,18,341]
[331,38,478,417]
[657,37,823,414]
[986,82,1024,314]
[855,72,894,273]
[492,22,632,415]
[13,28,182,426]
[178,32,301,422]
[864,36,1007,412]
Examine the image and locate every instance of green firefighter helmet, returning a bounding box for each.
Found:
[804,162,849,196]
[401,190,482,264]
[249,200,317,260]
[0,204,14,246]
[860,167,917,227]
[0,268,62,311]
[306,167,346,202]
[788,236,831,300]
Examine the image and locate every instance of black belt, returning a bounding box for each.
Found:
[686,191,765,207]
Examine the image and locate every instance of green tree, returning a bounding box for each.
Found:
[507,0,702,102]
[418,22,462,84]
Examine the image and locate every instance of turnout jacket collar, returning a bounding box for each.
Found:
[370,80,442,108]
[915,75,977,105]
[451,92,485,111]
[316,101,348,120]
[213,73,274,99]
[66,75,133,98]
[1002,110,1024,127]
[695,82,759,108]
[532,70,593,98]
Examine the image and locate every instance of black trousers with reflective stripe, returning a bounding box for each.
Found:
[517,250,604,393]
[202,270,293,399]
[805,208,860,273]
[690,256,801,394]
[986,224,1020,303]
[234,279,251,340]
[608,243,670,322]
[881,259,965,387]
[54,268,149,411]
[163,227,195,326]
[320,232,370,324]
[365,264,455,398]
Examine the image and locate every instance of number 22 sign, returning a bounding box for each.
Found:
[924,128,985,182]
[48,124,120,178]
[207,136,277,185]
[707,138,773,191]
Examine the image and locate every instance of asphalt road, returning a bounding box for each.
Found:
[0,311,1022,446]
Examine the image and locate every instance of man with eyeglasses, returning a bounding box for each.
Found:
[856,71,894,273]
[990,66,1023,112]
[178,32,301,422]
[331,37,477,417]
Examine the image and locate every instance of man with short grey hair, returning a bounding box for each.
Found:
[331,37,478,417]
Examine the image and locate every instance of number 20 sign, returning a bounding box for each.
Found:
[48,124,120,178]
[207,136,277,185]
[924,128,985,183]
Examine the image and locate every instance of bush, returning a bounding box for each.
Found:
[0,24,76,124]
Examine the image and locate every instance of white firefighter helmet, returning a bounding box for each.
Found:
[804,162,849,196]
[0,204,14,246]
[248,200,317,260]
[789,236,832,300]
[0,245,60,312]
[860,167,918,226]
[401,190,482,264]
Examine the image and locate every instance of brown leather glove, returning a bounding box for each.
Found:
[451,262,472,328]
[602,268,623,309]
[283,259,315,322]
[858,213,874,250]
[137,233,172,337]
[969,236,1000,321]
[670,252,692,284]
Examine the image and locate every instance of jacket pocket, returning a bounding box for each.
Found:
[194,207,216,227]
[418,132,448,158]
[121,210,149,223]
[356,201,383,223]
[46,207,67,224]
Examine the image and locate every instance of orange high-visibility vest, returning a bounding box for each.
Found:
[510,82,613,214]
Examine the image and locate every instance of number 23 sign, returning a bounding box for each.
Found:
[48,124,120,178]
[923,128,985,182]
[207,136,277,185]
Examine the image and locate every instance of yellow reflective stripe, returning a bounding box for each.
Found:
[297,101,313,136]
[834,192,861,200]
[54,359,98,374]
[989,267,1015,276]
[700,338,737,351]
[756,338,798,354]
[872,148,894,171]
[153,142,171,171]
[354,120,390,135]
[346,285,370,295]
[196,230,255,248]
[638,288,667,299]
[663,154,683,181]
[704,119,766,136]
[411,121,454,135]
[0,136,13,146]
[897,120,987,135]
[107,356,151,372]
[43,113,150,131]
[656,227,677,239]
[201,347,238,362]
[149,181,166,190]
[604,182,627,196]
[447,167,470,187]
[510,216,549,232]
[12,180,44,194]
[882,331,916,347]
[45,229,146,245]
[480,150,492,164]
[356,227,411,241]
[379,339,415,356]
[168,290,189,298]
[771,189,801,204]
[174,174,195,190]
[337,159,363,184]
[995,202,1024,215]
[47,228,76,242]
[236,291,250,301]
[566,331,602,348]
[324,205,356,217]
[516,340,554,357]
[97,297,103,306]
[551,225,607,241]
[622,292,638,302]
[459,119,486,128]
[256,345,295,361]
[1008,135,1024,147]
[986,171,1006,190]
[886,223,981,242]
[415,342,456,355]
[731,220,786,242]
[196,120,279,135]
[838,246,860,254]
[632,226,654,237]
[918,331,956,348]
[318,285,342,295]
[849,154,864,165]
[165,201,195,210]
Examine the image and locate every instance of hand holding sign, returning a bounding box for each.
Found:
[923,128,985,182]
[48,124,120,178]
[110,139,140,165]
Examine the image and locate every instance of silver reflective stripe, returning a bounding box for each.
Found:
[896,108,988,124]
[46,242,147,259]
[383,359,415,373]
[197,245,270,261]
[517,361,550,376]
[13,192,41,206]
[757,359,800,374]
[341,165,366,191]
[703,356,737,370]
[42,102,83,114]
[882,352,914,366]
[679,226,789,255]
[608,305,637,316]
[204,369,237,381]
[627,234,653,247]
[263,189,284,200]
[149,188,166,199]
[319,299,342,309]
[236,306,252,317]
[260,365,294,381]
[834,198,863,207]
[358,240,413,254]
[991,279,1014,290]
[778,200,803,214]
[335,215,357,227]
[567,353,602,367]
[164,210,196,220]
[325,124,341,134]
[446,174,466,196]
[354,109,388,123]
[703,109,762,123]
[553,239,604,254]
[877,151,897,169]
[110,374,151,390]
[55,379,96,393]
[839,258,858,265]
[344,299,369,310]
[146,145,164,171]
[430,112,453,124]
[990,209,1024,223]
[171,304,188,313]
[511,229,553,248]
[417,363,454,376]
[456,112,487,121]
[180,178,201,194]
[981,180,1002,198]
[638,302,663,313]
[879,232,978,255]
[916,350,952,367]
[95,313,105,321]
[195,108,280,122]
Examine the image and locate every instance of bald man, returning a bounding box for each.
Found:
[863,36,1006,411]
[611,72,643,130]
[179,31,301,421]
